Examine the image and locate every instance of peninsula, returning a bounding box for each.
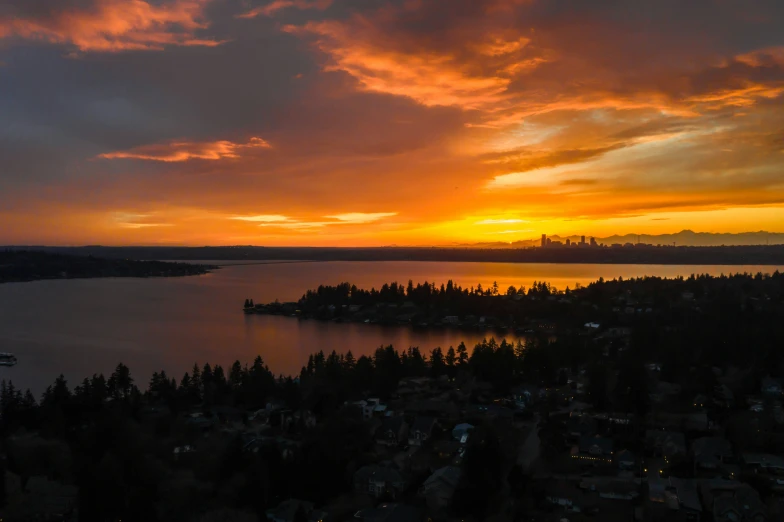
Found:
[0,250,215,284]
[244,271,783,335]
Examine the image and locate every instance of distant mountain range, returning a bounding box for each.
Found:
[459,230,784,248]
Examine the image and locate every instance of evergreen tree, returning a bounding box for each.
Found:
[180,372,191,390]
[229,361,244,389]
[90,374,108,404]
[430,347,446,378]
[445,347,457,379]
[149,372,161,395]
[343,351,356,372]
[457,342,469,366]
[202,363,214,388]
[22,390,36,409]
[109,363,133,399]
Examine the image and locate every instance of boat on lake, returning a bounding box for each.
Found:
[0,353,17,366]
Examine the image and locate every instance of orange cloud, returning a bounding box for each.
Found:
[237,0,332,19]
[229,212,398,231]
[98,137,271,162]
[326,212,398,224]
[284,2,784,127]
[112,212,173,229]
[283,20,513,110]
[735,47,784,67]
[0,0,222,52]
[475,36,530,57]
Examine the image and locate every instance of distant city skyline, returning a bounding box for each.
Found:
[462,230,784,249]
[1,1,784,245]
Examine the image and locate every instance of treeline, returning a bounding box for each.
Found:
[296,335,589,409]
[302,272,784,309]
[297,280,563,321]
[303,279,553,305]
[0,357,310,521]
[0,337,566,522]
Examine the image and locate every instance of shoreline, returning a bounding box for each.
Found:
[9,245,784,266]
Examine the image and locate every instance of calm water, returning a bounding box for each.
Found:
[0,261,779,394]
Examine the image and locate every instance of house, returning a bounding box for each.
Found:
[714,384,734,407]
[186,412,215,432]
[451,423,474,442]
[281,410,317,434]
[433,440,463,462]
[734,485,767,522]
[607,412,634,425]
[586,479,640,501]
[408,417,436,446]
[213,405,245,426]
[408,446,436,475]
[467,403,514,421]
[651,381,682,403]
[354,503,423,522]
[243,436,301,459]
[692,437,733,471]
[647,430,687,461]
[567,414,597,440]
[572,436,613,464]
[762,377,782,397]
[351,400,372,420]
[668,478,703,521]
[700,482,767,522]
[420,466,462,511]
[405,400,459,419]
[650,412,709,432]
[616,449,636,471]
[742,453,784,475]
[377,417,408,446]
[702,481,767,522]
[354,465,408,499]
[353,398,387,420]
[173,445,195,460]
[713,496,742,522]
[511,385,541,409]
[693,394,709,409]
[266,499,327,522]
[545,481,583,512]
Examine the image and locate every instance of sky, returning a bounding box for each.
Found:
[1,0,784,246]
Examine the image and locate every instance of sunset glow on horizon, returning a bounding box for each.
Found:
[2,0,784,246]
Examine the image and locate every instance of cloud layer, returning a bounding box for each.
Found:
[98,137,271,161]
[0,0,222,52]
[1,0,784,245]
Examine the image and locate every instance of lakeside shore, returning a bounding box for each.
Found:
[10,244,784,265]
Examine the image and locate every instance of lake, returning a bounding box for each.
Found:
[0,261,779,394]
